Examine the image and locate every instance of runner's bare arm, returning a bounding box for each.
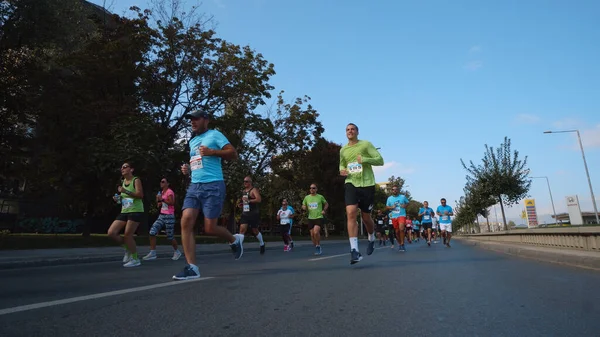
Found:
[250,188,262,203]
[201,144,237,161]
[121,178,144,199]
[164,193,175,206]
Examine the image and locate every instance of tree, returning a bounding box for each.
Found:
[461,137,531,230]
[508,220,516,228]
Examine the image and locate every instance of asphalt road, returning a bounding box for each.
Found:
[0,240,599,337]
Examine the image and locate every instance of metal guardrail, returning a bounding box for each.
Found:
[462,227,600,252]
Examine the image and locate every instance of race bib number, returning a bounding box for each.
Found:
[347,162,363,174]
[122,198,133,210]
[280,218,290,225]
[378,220,383,225]
[442,215,449,221]
[423,215,431,220]
[161,202,169,211]
[308,202,318,210]
[243,202,250,212]
[393,208,400,214]
[190,155,203,170]
[389,219,393,225]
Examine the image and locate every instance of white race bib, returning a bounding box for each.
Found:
[308,202,318,210]
[280,218,291,225]
[389,219,393,225]
[122,198,133,210]
[442,215,449,221]
[161,202,169,211]
[378,220,383,225]
[393,208,400,214]
[243,202,250,212]
[347,162,363,174]
[423,215,431,220]
[190,155,203,170]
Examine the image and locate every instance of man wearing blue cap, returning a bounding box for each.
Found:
[173,109,243,280]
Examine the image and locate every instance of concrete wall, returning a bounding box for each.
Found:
[462,227,600,252]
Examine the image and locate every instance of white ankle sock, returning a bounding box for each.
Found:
[349,237,358,251]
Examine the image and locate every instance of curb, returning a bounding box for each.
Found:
[456,238,600,271]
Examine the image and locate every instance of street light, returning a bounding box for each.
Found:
[530,176,558,226]
[544,130,599,224]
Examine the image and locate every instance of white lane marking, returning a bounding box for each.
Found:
[0,277,215,316]
[308,246,388,261]
[308,253,346,261]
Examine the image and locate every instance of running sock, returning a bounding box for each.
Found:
[256,232,264,245]
[237,234,245,244]
[349,237,358,251]
[131,252,138,260]
[189,263,199,272]
[368,232,375,242]
[122,244,129,252]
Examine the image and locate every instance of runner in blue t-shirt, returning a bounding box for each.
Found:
[173,109,243,281]
[436,198,454,247]
[386,185,410,252]
[412,219,421,242]
[418,201,435,246]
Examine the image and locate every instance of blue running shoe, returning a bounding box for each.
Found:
[350,249,363,264]
[367,240,375,255]
[172,265,200,281]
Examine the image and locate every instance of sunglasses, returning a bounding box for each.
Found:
[243,180,251,183]
[121,165,130,169]
[310,187,317,190]
[160,180,167,183]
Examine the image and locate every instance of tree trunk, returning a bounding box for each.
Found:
[498,196,508,230]
[486,216,491,232]
[475,216,480,234]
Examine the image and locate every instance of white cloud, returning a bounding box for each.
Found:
[515,114,540,124]
[464,60,483,71]
[581,124,600,148]
[469,45,481,53]
[373,161,416,177]
[212,0,226,8]
[552,118,580,129]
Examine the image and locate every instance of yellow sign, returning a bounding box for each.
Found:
[524,199,538,227]
[520,210,526,219]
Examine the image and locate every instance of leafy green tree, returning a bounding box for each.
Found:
[461,137,531,230]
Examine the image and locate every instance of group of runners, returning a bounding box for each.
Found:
[106,113,454,278]
[374,198,454,252]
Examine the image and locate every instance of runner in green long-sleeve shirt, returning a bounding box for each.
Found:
[339,123,384,264]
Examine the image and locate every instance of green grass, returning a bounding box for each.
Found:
[0,233,348,250]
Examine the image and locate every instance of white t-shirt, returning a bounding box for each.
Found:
[277,209,293,225]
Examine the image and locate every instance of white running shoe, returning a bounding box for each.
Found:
[123,259,141,268]
[172,250,182,261]
[142,251,157,261]
[122,252,132,263]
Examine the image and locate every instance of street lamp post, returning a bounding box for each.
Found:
[544,130,600,224]
[530,176,558,225]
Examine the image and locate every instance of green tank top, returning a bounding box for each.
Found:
[120,176,144,213]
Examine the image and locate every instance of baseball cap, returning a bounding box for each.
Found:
[184,109,209,119]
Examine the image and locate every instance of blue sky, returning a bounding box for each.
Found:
[93,0,600,225]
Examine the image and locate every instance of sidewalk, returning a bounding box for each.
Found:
[0,240,348,270]
[456,237,600,271]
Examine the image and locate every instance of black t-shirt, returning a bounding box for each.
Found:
[375,215,386,227]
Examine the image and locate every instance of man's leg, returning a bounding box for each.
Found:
[361,211,376,255]
[180,208,200,266]
[313,225,321,247]
[345,204,363,264]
